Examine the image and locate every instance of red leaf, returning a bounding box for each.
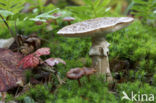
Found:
[0,48,24,92]
[18,47,51,69]
[35,47,50,57]
[45,58,66,67]
[18,54,40,69]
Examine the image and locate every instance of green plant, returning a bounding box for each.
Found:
[66,0,111,20]
[131,0,156,26]
[117,81,156,102]
[0,0,26,40]
[16,84,54,103]
[29,8,59,22]
[153,74,156,86]
[0,0,25,16]
[16,76,118,103]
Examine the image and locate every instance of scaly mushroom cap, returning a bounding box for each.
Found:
[57,17,134,37]
[66,68,85,80]
[83,67,96,75]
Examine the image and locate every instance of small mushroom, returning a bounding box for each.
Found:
[51,13,61,25]
[35,21,43,25]
[45,58,66,84]
[66,68,85,86]
[58,17,134,82]
[82,67,96,81]
[63,17,75,25]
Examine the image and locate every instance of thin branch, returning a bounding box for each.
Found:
[0,14,15,37]
[14,20,18,35]
[0,15,21,49]
[14,20,20,48]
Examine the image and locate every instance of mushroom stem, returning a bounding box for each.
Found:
[87,75,90,82]
[89,36,113,82]
[67,21,71,25]
[77,79,81,87]
[54,19,57,25]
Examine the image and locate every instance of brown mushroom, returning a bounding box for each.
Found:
[82,67,96,81]
[66,68,85,86]
[58,17,134,82]
[35,21,43,25]
[51,13,61,25]
[63,17,75,25]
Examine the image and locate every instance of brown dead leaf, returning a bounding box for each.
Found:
[0,48,24,92]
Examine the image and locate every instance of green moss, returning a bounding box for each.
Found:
[117,81,156,103]
[16,76,118,103]
[1,1,156,102]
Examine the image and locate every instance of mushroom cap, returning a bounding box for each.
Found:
[66,68,85,80]
[83,67,96,75]
[63,17,75,21]
[57,17,134,37]
[52,13,61,19]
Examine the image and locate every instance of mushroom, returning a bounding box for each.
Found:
[66,68,85,86]
[82,67,96,81]
[51,13,61,25]
[44,58,66,84]
[63,17,75,25]
[58,17,134,82]
[35,21,43,25]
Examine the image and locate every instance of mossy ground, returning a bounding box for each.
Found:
[0,0,156,101]
[0,20,156,103]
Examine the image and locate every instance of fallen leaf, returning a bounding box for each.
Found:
[18,48,51,69]
[0,48,24,92]
[0,38,15,49]
[45,58,66,67]
[35,47,50,57]
[18,54,40,69]
[25,34,41,49]
[20,43,35,55]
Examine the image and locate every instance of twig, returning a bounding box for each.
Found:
[53,77,67,93]
[42,67,55,73]
[14,20,20,48]
[56,73,65,84]
[15,86,20,97]
[0,14,15,37]
[0,15,21,49]
[14,20,18,35]
[42,66,65,84]
[40,60,65,84]
[1,92,6,103]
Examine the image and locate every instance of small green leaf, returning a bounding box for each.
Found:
[24,96,35,103]
[0,10,14,17]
